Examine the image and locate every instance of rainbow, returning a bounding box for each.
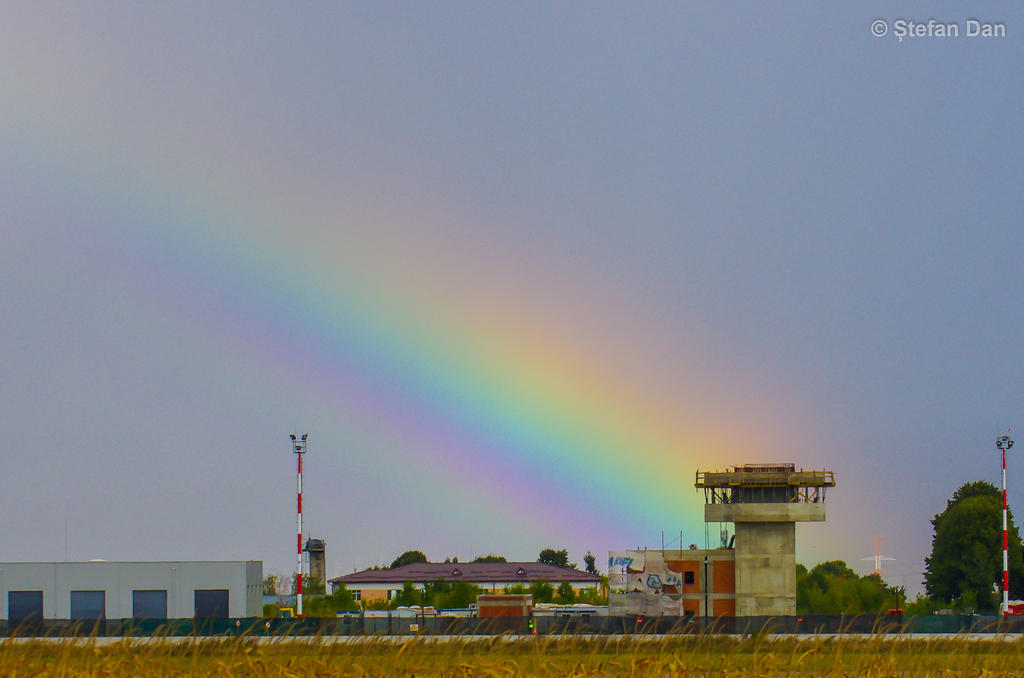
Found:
[2,108,799,563]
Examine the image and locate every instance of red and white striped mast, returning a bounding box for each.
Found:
[291,433,308,616]
[998,434,1013,615]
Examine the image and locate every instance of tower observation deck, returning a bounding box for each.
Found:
[695,463,836,617]
[696,463,834,520]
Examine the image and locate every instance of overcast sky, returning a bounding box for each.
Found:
[1,3,1021,595]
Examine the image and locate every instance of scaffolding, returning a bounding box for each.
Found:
[695,464,835,505]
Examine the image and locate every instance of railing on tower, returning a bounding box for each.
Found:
[695,464,835,504]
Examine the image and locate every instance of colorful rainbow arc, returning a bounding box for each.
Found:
[4,130,712,548]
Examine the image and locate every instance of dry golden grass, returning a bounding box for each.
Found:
[4,634,1024,677]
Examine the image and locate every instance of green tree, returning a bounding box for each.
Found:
[903,592,946,615]
[530,578,554,603]
[290,573,326,595]
[307,575,326,595]
[421,578,483,609]
[502,583,528,594]
[303,583,359,617]
[575,586,608,605]
[796,561,897,615]
[441,581,483,608]
[583,551,599,575]
[392,582,423,608]
[924,480,1024,612]
[262,574,281,595]
[554,581,576,604]
[390,550,429,569]
[472,554,507,563]
[538,548,576,569]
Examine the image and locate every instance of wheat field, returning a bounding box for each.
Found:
[4,634,1024,677]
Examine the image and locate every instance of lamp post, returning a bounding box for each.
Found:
[997,434,1013,615]
[291,433,308,616]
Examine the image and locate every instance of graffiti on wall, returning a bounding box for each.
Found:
[608,550,693,616]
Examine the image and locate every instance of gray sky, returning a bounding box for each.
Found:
[0,3,1021,595]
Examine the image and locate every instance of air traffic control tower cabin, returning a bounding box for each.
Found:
[695,464,835,617]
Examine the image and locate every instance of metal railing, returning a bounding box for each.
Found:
[695,470,835,489]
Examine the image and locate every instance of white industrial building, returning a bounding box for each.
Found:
[0,561,263,621]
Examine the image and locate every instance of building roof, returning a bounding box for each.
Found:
[330,562,602,586]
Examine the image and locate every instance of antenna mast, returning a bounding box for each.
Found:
[291,433,308,616]
[998,434,1013,615]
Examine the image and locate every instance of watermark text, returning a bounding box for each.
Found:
[872,19,1006,41]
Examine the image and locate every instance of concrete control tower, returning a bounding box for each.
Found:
[303,538,327,586]
[695,464,835,617]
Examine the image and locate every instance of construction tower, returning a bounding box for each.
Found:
[695,463,835,616]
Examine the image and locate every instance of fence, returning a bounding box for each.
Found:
[4,614,1024,637]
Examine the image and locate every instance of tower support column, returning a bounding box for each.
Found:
[734,522,796,617]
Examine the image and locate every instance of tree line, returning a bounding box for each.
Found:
[796,561,900,615]
[796,480,1024,616]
